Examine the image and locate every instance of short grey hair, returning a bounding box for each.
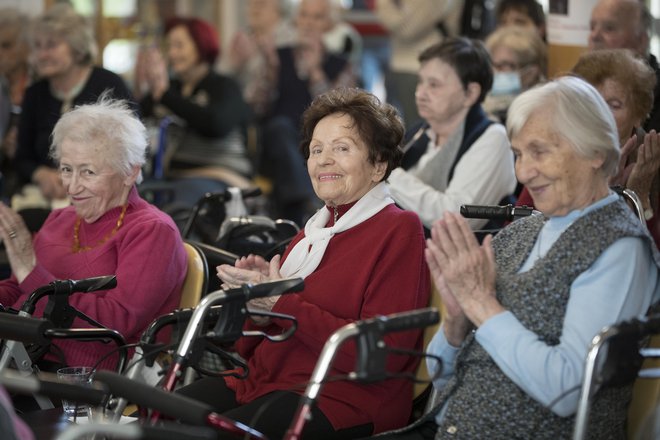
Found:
[30,3,97,66]
[50,95,147,184]
[507,76,620,177]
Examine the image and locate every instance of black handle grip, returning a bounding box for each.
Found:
[217,277,304,303]
[359,308,440,333]
[460,204,513,220]
[460,204,537,221]
[52,275,117,294]
[0,313,53,345]
[239,186,262,199]
[21,275,117,314]
[203,187,262,204]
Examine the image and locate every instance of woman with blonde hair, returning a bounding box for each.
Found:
[483,25,547,123]
[17,3,133,201]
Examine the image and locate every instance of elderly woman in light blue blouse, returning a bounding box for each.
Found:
[379,76,660,440]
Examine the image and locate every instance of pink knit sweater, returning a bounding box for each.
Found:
[0,187,187,370]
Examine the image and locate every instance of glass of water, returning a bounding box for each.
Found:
[56,366,93,418]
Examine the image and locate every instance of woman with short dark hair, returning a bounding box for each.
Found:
[387,37,517,231]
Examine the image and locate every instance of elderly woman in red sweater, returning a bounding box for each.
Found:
[179,88,430,439]
[0,97,187,371]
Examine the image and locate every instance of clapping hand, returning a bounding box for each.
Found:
[228,31,255,70]
[425,212,503,345]
[140,47,169,101]
[627,131,660,208]
[217,254,283,325]
[0,203,36,283]
[610,131,660,215]
[610,134,637,188]
[33,166,66,200]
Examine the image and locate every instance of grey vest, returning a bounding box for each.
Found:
[432,198,656,439]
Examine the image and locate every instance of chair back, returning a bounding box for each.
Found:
[409,283,444,422]
[179,242,209,309]
[413,284,443,398]
[627,335,660,439]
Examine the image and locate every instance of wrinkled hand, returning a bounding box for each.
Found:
[0,203,36,283]
[143,47,169,101]
[228,31,255,70]
[133,48,150,99]
[217,254,283,325]
[296,36,324,79]
[32,166,66,200]
[255,34,280,68]
[425,213,503,335]
[609,134,637,188]
[627,130,660,205]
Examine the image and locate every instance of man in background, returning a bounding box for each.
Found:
[588,0,660,132]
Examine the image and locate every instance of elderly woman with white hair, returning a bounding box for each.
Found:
[378,76,660,439]
[0,97,187,371]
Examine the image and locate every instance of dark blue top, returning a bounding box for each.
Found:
[16,66,134,183]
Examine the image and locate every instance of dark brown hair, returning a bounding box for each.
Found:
[300,88,403,181]
[419,37,494,104]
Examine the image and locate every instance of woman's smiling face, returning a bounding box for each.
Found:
[59,138,134,223]
[307,113,386,207]
[512,108,608,217]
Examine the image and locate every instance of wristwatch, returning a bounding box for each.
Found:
[644,207,654,221]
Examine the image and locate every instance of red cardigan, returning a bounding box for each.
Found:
[0,187,187,370]
[225,203,430,433]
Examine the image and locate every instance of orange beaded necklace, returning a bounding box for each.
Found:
[72,204,128,253]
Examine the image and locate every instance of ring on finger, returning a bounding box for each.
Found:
[8,230,16,239]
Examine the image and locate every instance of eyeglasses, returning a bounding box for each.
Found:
[32,37,65,52]
[492,61,519,71]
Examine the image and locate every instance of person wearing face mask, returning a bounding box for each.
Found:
[483,26,547,125]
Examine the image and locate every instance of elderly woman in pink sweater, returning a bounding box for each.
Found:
[0,97,187,371]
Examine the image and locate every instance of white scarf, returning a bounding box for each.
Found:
[280,182,394,279]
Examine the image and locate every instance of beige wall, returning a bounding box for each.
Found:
[546,0,597,78]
